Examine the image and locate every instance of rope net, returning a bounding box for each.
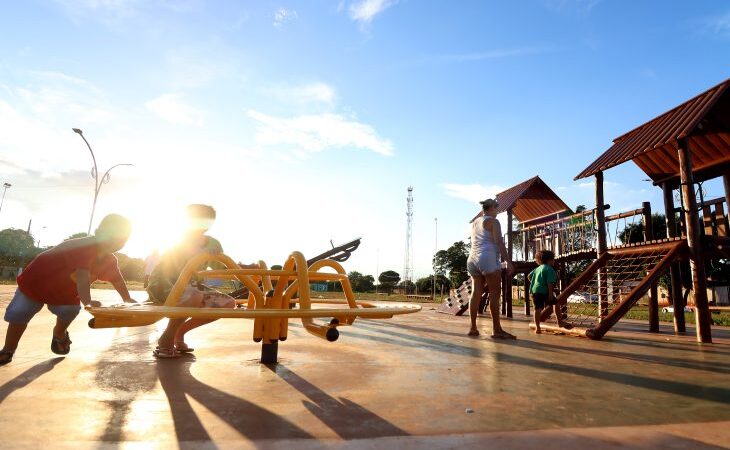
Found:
[546,248,671,330]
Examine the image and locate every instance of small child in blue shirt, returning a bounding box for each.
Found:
[528,250,558,334]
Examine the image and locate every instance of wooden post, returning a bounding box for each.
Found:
[643,201,659,332]
[723,173,730,213]
[663,182,685,333]
[524,228,531,316]
[596,172,609,320]
[677,138,712,343]
[506,209,513,318]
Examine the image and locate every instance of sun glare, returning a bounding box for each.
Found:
[123,204,188,258]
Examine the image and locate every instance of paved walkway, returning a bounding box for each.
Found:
[0,285,728,449]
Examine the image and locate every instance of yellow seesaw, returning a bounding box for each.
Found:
[87,251,421,361]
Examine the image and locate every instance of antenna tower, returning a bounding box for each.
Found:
[403,186,414,284]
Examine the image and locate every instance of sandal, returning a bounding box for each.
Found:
[467,329,480,337]
[558,322,574,330]
[174,342,195,353]
[0,350,14,366]
[51,332,72,355]
[491,331,517,340]
[153,347,179,359]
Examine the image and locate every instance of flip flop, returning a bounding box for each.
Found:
[51,332,72,355]
[491,331,517,340]
[153,347,179,359]
[174,342,195,353]
[0,350,14,366]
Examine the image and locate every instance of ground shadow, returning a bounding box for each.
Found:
[156,359,315,441]
[269,364,408,439]
[494,349,730,407]
[0,357,64,404]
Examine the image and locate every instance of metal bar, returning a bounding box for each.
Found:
[260,341,278,364]
[605,208,645,222]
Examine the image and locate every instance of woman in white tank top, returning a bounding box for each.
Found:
[467,199,515,339]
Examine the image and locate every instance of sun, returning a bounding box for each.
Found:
[122,204,188,259]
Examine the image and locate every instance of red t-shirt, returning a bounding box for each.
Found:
[17,238,123,305]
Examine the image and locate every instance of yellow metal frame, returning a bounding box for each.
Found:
[87,251,421,343]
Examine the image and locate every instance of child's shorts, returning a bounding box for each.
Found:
[4,289,81,324]
[532,293,557,310]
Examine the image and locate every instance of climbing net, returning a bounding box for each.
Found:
[548,248,672,330]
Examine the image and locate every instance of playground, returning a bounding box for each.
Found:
[0,285,729,448]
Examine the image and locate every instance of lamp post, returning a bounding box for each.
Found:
[72,128,133,235]
[432,217,438,299]
[0,182,11,216]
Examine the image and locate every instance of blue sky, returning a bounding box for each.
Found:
[0,0,729,280]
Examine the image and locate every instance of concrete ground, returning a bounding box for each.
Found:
[0,285,729,449]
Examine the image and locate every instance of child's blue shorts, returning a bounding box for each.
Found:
[4,289,81,324]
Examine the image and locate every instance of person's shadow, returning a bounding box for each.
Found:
[0,357,64,404]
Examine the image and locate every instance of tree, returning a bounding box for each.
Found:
[66,232,89,240]
[433,241,470,287]
[0,228,40,266]
[617,213,667,245]
[415,274,450,295]
[378,270,400,294]
[115,253,145,281]
[348,271,375,292]
[398,280,416,294]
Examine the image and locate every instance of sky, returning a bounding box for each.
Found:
[0,0,729,281]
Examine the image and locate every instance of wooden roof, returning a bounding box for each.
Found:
[576,78,730,185]
[471,176,571,224]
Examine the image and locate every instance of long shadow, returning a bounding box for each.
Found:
[156,360,315,441]
[0,357,64,404]
[510,339,730,374]
[494,350,730,407]
[269,364,408,439]
[604,336,730,356]
[360,318,481,339]
[346,322,483,358]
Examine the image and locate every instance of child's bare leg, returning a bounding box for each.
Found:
[533,307,543,333]
[1,323,27,353]
[540,305,553,322]
[468,275,484,336]
[486,271,514,338]
[175,294,235,345]
[175,318,217,344]
[159,318,187,349]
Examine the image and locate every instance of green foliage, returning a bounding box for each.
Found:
[617,213,667,245]
[66,232,89,240]
[348,271,375,292]
[0,228,41,265]
[115,252,145,281]
[398,280,416,294]
[415,274,450,295]
[433,241,470,287]
[378,270,400,293]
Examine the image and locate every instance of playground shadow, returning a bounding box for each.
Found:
[156,359,315,442]
[269,364,408,439]
[511,339,730,375]
[493,349,730,407]
[604,335,730,357]
[338,321,482,358]
[0,357,64,404]
[359,318,479,339]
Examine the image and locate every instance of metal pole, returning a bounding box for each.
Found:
[0,182,11,216]
[433,217,437,299]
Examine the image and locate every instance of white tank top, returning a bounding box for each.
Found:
[470,215,497,256]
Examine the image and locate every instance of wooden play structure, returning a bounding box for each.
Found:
[87,250,421,363]
[442,78,730,343]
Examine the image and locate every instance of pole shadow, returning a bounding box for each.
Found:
[269,364,408,440]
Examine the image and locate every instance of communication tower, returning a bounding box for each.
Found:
[403,186,414,284]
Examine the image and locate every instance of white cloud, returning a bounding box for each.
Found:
[704,11,730,36]
[247,110,393,156]
[145,93,206,126]
[273,7,298,28]
[266,82,336,105]
[349,0,396,24]
[440,183,504,203]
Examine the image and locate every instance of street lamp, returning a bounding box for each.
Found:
[433,217,438,299]
[0,182,11,216]
[72,128,133,235]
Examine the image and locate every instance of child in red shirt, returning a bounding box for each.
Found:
[0,214,136,365]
